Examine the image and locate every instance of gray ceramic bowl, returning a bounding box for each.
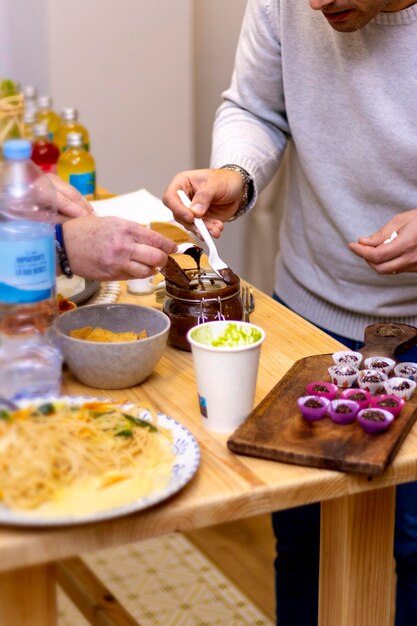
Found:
[53,304,170,389]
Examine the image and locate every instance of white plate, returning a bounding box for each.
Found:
[0,396,200,527]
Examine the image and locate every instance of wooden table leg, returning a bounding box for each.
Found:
[0,563,57,626]
[57,556,141,625]
[319,486,396,626]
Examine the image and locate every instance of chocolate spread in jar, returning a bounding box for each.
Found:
[163,269,243,351]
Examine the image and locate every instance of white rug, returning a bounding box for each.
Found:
[58,532,273,626]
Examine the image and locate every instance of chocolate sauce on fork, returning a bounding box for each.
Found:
[218,267,238,286]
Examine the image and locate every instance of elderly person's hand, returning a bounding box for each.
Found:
[47,173,94,223]
[349,208,417,274]
[63,215,177,281]
[162,168,245,238]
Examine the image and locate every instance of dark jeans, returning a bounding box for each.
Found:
[272,293,417,626]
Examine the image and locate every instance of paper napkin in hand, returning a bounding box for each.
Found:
[91,189,174,225]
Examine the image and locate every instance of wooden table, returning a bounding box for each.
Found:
[1,282,417,626]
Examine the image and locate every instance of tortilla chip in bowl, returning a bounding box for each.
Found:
[53,304,170,389]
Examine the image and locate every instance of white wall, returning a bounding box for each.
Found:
[0,0,49,94]
[47,0,194,197]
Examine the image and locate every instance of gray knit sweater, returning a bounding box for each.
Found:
[211,0,417,341]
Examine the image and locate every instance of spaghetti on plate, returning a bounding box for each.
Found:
[0,400,174,514]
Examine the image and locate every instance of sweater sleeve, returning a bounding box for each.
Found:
[211,0,289,199]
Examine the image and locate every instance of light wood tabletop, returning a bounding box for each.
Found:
[1,278,417,626]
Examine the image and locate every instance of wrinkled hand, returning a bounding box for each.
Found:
[162,168,244,238]
[63,215,177,281]
[48,173,94,223]
[349,208,417,274]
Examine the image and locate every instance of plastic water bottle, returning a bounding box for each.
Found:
[0,139,62,401]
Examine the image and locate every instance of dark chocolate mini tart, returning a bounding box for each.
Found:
[306,380,338,400]
[370,394,405,418]
[357,408,394,434]
[340,389,371,410]
[328,399,359,425]
[297,395,330,421]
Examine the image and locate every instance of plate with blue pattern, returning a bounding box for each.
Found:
[0,396,200,527]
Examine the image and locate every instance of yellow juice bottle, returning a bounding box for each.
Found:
[57,131,96,200]
[36,95,60,141]
[23,85,38,111]
[22,107,37,140]
[55,107,90,152]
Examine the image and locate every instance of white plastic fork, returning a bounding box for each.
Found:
[177,190,228,278]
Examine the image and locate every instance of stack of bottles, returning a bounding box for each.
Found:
[0,78,96,198]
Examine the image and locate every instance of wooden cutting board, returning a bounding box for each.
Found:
[227,323,417,475]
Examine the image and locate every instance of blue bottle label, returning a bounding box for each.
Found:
[0,223,55,304]
[69,171,96,198]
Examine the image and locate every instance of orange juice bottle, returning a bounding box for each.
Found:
[55,107,90,153]
[57,131,96,200]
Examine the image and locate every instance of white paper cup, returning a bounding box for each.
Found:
[187,320,265,433]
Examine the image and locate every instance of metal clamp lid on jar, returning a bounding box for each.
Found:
[198,296,226,324]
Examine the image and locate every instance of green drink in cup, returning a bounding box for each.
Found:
[187,321,266,433]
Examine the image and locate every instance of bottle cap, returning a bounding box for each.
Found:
[66,132,83,147]
[2,139,32,161]
[60,107,78,121]
[32,122,49,138]
[23,85,38,100]
[37,95,52,109]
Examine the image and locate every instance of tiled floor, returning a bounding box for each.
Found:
[58,532,273,626]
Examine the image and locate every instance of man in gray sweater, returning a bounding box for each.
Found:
[163,1,417,624]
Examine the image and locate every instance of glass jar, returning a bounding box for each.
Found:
[163,269,243,351]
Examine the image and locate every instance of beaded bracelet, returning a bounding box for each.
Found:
[220,164,254,221]
[55,223,73,278]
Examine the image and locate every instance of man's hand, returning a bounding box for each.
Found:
[63,215,177,281]
[162,168,245,238]
[349,208,417,274]
[48,174,95,223]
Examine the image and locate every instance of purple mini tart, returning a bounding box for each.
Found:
[340,388,371,410]
[297,395,330,421]
[306,380,338,400]
[370,394,405,419]
[356,408,394,434]
[328,399,360,425]
[357,369,387,394]
[364,356,396,377]
[393,362,417,382]
[328,364,359,388]
[332,350,363,367]
[384,377,416,400]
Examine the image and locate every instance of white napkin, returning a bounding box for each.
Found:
[90,188,174,225]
